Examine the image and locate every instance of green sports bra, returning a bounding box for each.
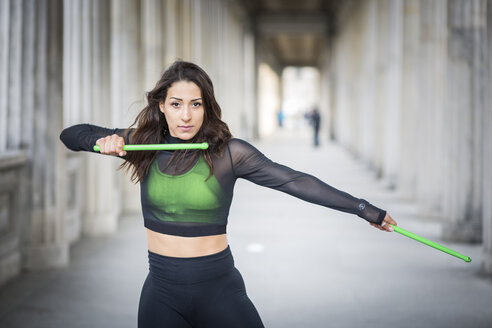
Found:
[140,145,237,237]
[142,155,227,235]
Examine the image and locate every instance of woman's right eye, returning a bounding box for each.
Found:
[171,102,180,107]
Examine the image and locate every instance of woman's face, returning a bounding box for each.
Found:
[160,80,204,140]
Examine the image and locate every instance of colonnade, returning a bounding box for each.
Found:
[0,0,66,285]
[326,0,492,272]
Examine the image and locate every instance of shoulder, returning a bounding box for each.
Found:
[226,138,260,154]
[225,138,269,167]
[227,137,257,148]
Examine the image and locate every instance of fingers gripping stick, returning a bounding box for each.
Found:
[390,224,471,262]
[93,143,209,152]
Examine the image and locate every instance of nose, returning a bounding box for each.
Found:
[181,107,191,122]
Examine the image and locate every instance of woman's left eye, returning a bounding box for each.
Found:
[192,102,202,108]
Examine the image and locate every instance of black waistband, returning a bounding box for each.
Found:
[148,246,233,283]
[144,218,227,237]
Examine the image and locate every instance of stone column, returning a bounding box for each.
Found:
[0,0,31,287]
[164,0,179,64]
[331,16,355,151]
[178,0,193,60]
[346,3,364,155]
[1,0,27,150]
[0,0,9,151]
[327,35,339,142]
[398,0,420,199]
[192,0,202,64]
[372,0,390,177]
[482,0,492,273]
[6,0,22,150]
[318,41,331,143]
[442,0,486,242]
[257,61,281,138]
[358,0,378,167]
[414,0,447,216]
[111,0,142,127]
[83,0,124,236]
[0,152,28,286]
[380,0,403,188]
[62,0,84,243]
[25,0,68,270]
[199,0,221,86]
[338,0,403,182]
[141,0,164,91]
[218,2,246,136]
[242,30,256,139]
[111,0,143,216]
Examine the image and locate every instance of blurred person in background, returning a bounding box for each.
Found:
[305,107,321,147]
[60,61,396,328]
[276,108,284,128]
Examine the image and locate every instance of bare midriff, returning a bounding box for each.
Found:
[146,228,229,258]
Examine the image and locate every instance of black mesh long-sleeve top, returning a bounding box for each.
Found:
[60,124,386,237]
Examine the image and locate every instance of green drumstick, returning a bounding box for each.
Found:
[93,143,209,152]
[390,224,471,262]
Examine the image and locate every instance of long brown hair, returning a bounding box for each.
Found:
[120,61,232,182]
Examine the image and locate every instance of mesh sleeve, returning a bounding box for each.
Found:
[229,139,386,225]
[59,123,132,153]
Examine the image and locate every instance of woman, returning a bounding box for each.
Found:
[60,61,397,328]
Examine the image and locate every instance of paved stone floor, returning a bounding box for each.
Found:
[1,130,491,328]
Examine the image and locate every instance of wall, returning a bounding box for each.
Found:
[327,0,490,272]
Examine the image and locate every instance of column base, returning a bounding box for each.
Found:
[442,221,482,243]
[483,254,492,275]
[0,251,21,287]
[82,210,118,237]
[25,243,69,270]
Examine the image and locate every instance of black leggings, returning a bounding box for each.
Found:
[138,246,264,328]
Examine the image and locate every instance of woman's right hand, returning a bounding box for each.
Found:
[96,134,127,157]
[370,212,397,232]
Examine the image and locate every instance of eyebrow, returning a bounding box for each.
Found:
[170,97,202,101]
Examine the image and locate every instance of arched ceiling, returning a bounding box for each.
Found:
[240,0,341,67]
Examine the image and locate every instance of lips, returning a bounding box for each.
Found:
[179,125,193,132]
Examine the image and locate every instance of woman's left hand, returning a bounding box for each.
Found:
[370,213,397,232]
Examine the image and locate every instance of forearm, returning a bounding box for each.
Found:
[59,123,128,152]
[282,179,387,224]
